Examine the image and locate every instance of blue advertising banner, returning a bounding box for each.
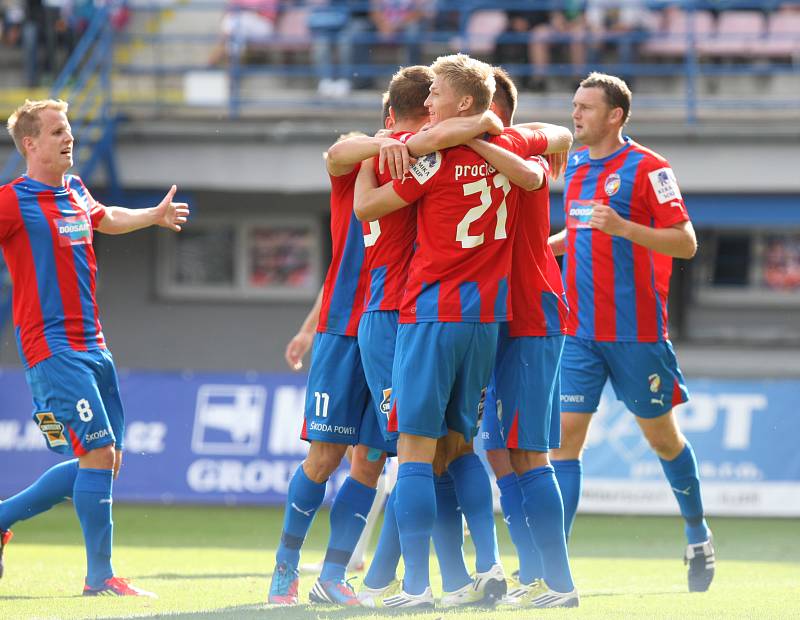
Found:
[1,369,798,515]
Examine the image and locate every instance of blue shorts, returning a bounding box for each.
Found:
[391,322,498,442]
[302,332,394,453]
[25,349,124,455]
[358,310,399,446]
[493,327,563,452]
[478,379,505,451]
[560,336,690,418]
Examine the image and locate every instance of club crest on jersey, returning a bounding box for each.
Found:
[648,373,661,393]
[648,167,682,204]
[55,215,91,247]
[380,388,392,416]
[408,151,441,185]
[35,412,68,448]
[476,386,488,423]
[604,173,621,196]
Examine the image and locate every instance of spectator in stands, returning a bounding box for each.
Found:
[309,0,372,97]
[1,0,23,48]
[494,8,550,90]
[369,0,430,69]
[585,0,653,70]
[497,1,588,92]
[209,0,279,66]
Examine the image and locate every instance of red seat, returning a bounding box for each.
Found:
[751,8,800,60]
[642,8,714,58]
[697,11,766,57]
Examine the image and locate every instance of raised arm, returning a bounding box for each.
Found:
[327,133,401,174]
[467,138,544,192]
[405,111,503,157]
[353,157,412,221]
[96,185,189,235]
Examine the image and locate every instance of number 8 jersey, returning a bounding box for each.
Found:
[392,127,548,324]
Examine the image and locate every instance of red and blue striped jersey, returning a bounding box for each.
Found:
[562,138,690,342]
[508,157,568,338]
[317,163,369,336]
[0,174,108,369]
[362,130,417,313]
[392,127,548,324]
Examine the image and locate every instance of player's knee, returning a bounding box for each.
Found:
[349,445,386,487]
[509,449,549,475]
[304,442,347,482]
[644,432,684,460]
[485,448,514,478]
[79,444,116,470]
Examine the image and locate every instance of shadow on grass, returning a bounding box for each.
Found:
[144,603,442,619]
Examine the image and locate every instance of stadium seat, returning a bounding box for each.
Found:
[697,11,766,58]
[451,10,508,56]
[641,8,714,59]
[751,8,800,61]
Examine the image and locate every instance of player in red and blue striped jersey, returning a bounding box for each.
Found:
[0,99,189,597]
[353,54,557,607]
[269,124,398,605]
[548,74,714,593]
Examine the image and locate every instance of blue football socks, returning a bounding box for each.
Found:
[275,464,327,568]
[449,453,500,574]
[73,468,114,588]
[320,476,376,582]
[552,459,582,540]
[395,462,435,595]
[659,442,710,544]
[0,459,78,531]
[363,486,401,589]
[496,472,543,584]
[432,472,471,592]
[518,465,574,593]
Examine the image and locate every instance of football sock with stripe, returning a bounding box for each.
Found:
[363,486,401,589]
[320,476,376,582]
[395,462,435,595]
[552,458,582,540]
[659,442,710,544]
[275,464,326,568]
[0,459,78,530]
[449,453,500,573]
[432,472,471,592]
[518,465,574,593]
[73,468,114,588]
[496,472,543,584]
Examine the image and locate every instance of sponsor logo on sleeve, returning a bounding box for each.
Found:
[34,412,67,448]
[380,388,392,416]
[55,215,92,247]
[648,167,683,204]
[408,151,441,185]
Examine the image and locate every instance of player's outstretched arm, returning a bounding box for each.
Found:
[513,123,574,156]
[590,206,697,258]
[285,287,323,371]
[405,110,503,158]
[353,157,410,221]
[467,138,545,192]
[96,185,189,235]
[549,229,567,256]
[327,133,401,172]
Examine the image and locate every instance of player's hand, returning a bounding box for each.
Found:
[285,331,313,371]
[546,151,568,181]
[589,202,629,237]
[154,185,190,232]
[374,129,393,139]
[378,139,415,180]
[481,110,504,135]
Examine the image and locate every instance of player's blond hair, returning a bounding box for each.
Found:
[580,73,632,125]
[7,99,69,156]
[431,54,495,114]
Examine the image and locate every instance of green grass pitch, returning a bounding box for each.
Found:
[1,503,799,619]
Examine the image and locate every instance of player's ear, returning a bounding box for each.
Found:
[386,107,396,130]
[609,106,624,126]
[457,95,473,113]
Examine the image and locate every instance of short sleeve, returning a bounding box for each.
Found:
[392,150,441,204]
[640,159,690,228]
[491,127,548,158]
[0,186,21,243]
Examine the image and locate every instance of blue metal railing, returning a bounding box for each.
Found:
[1,1,120,187]
[111,0,800,122]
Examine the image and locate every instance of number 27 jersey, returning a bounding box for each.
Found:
[392,127,547,324]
